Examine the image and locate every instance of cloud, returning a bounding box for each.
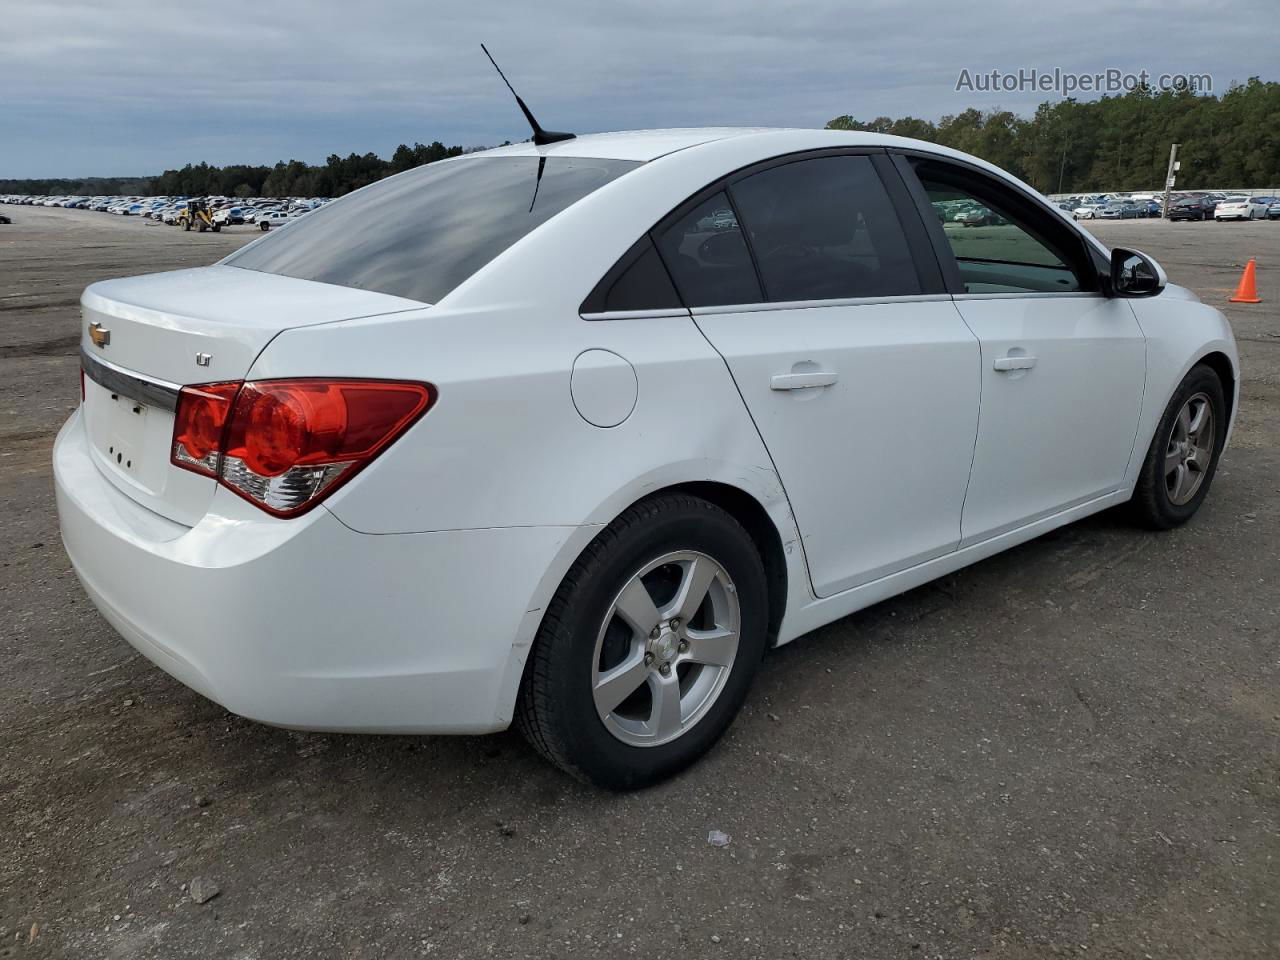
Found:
[1,0,1271,178]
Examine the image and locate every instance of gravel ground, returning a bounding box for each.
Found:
[1,205,1278,959]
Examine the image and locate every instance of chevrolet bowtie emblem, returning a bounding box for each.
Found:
[88,322,111,348]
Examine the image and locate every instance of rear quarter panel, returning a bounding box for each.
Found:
[252,309,797,536]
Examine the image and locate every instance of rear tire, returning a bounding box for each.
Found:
[517,493,769,790]
[1129,364,1226,530]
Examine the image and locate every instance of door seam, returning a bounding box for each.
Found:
[948,296,984,546]
[687,314,820,603]
[1118,299,1151,484]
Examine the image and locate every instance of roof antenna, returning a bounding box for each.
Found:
[481,43,575,146]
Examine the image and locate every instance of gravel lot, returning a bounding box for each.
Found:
[2,205,1277,959]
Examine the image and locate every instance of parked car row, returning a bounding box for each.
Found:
[1069,195,1164,220]
[0,194,331,231]
[930,198,1010,225]
[1062,191,1280,222]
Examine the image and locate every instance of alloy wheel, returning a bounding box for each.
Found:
[591,551,740,747]
[1165,391,1215,505]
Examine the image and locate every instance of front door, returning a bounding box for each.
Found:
[901,155,1146,545]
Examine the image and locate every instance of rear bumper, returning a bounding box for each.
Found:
[54,407,578,734]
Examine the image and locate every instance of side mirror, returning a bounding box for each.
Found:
[1108,247,1166,297]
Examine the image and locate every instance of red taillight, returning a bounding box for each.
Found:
[172,382,239,476]
[170,379,434,517]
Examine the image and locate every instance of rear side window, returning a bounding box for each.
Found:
[730,155,922,301]
[655,193,762,308]
[224,156,640,304]
[581,237,682,313]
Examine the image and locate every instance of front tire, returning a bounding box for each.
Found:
[517,493,769,790]
[1129,364,1226,529]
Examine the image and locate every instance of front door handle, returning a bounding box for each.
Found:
[993,355,1037,372]
[770,370,839,391]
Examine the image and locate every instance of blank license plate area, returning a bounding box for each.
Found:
[84,377,174,493]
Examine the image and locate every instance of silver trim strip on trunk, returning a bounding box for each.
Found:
[80,347,182,412]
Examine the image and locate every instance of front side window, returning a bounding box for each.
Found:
[730,155,922,301]
[912,159,1094,295]
[224,156,640,304]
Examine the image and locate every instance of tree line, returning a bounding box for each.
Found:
[148,140,467,198]
[0,140,469,198]
[827,77,1280,193]
[0,176,153,196]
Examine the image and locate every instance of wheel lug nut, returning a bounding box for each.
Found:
[678,639,689,653]
[659,663,671,676]
[649,627,660,640]
[644,652,654,666]
[670,618,680,629]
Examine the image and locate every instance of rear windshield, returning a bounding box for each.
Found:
[223,155,640,304]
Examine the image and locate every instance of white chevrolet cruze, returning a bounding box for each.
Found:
[55,128,1238,789]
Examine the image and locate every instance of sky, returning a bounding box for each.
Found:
[2,0,1272,179]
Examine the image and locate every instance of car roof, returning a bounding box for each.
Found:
[479,127,775,161]
[472,128,1077,210]
[486,126,1025,162]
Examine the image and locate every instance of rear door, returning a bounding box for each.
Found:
[895,153,1146,544]
[653,152,980,598]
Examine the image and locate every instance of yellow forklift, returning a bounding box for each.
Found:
[179,200,220,232]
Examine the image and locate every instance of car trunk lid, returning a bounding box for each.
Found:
[78,265,424,526]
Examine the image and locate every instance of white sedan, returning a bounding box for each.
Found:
[55,128,1238,789]
[1214,197,1270,220]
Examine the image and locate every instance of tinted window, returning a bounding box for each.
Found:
[654,193,762,307]
[912,160,1093,294]
[224,156,639,304]
[583,237,682,313]
[731,155,921,301]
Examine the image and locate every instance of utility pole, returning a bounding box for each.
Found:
[1161,143,1180,219]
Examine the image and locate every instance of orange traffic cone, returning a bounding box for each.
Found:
[1229,258,1261,303]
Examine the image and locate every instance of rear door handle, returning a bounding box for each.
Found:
[770,371,839,390]
[993,355,1037,372]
